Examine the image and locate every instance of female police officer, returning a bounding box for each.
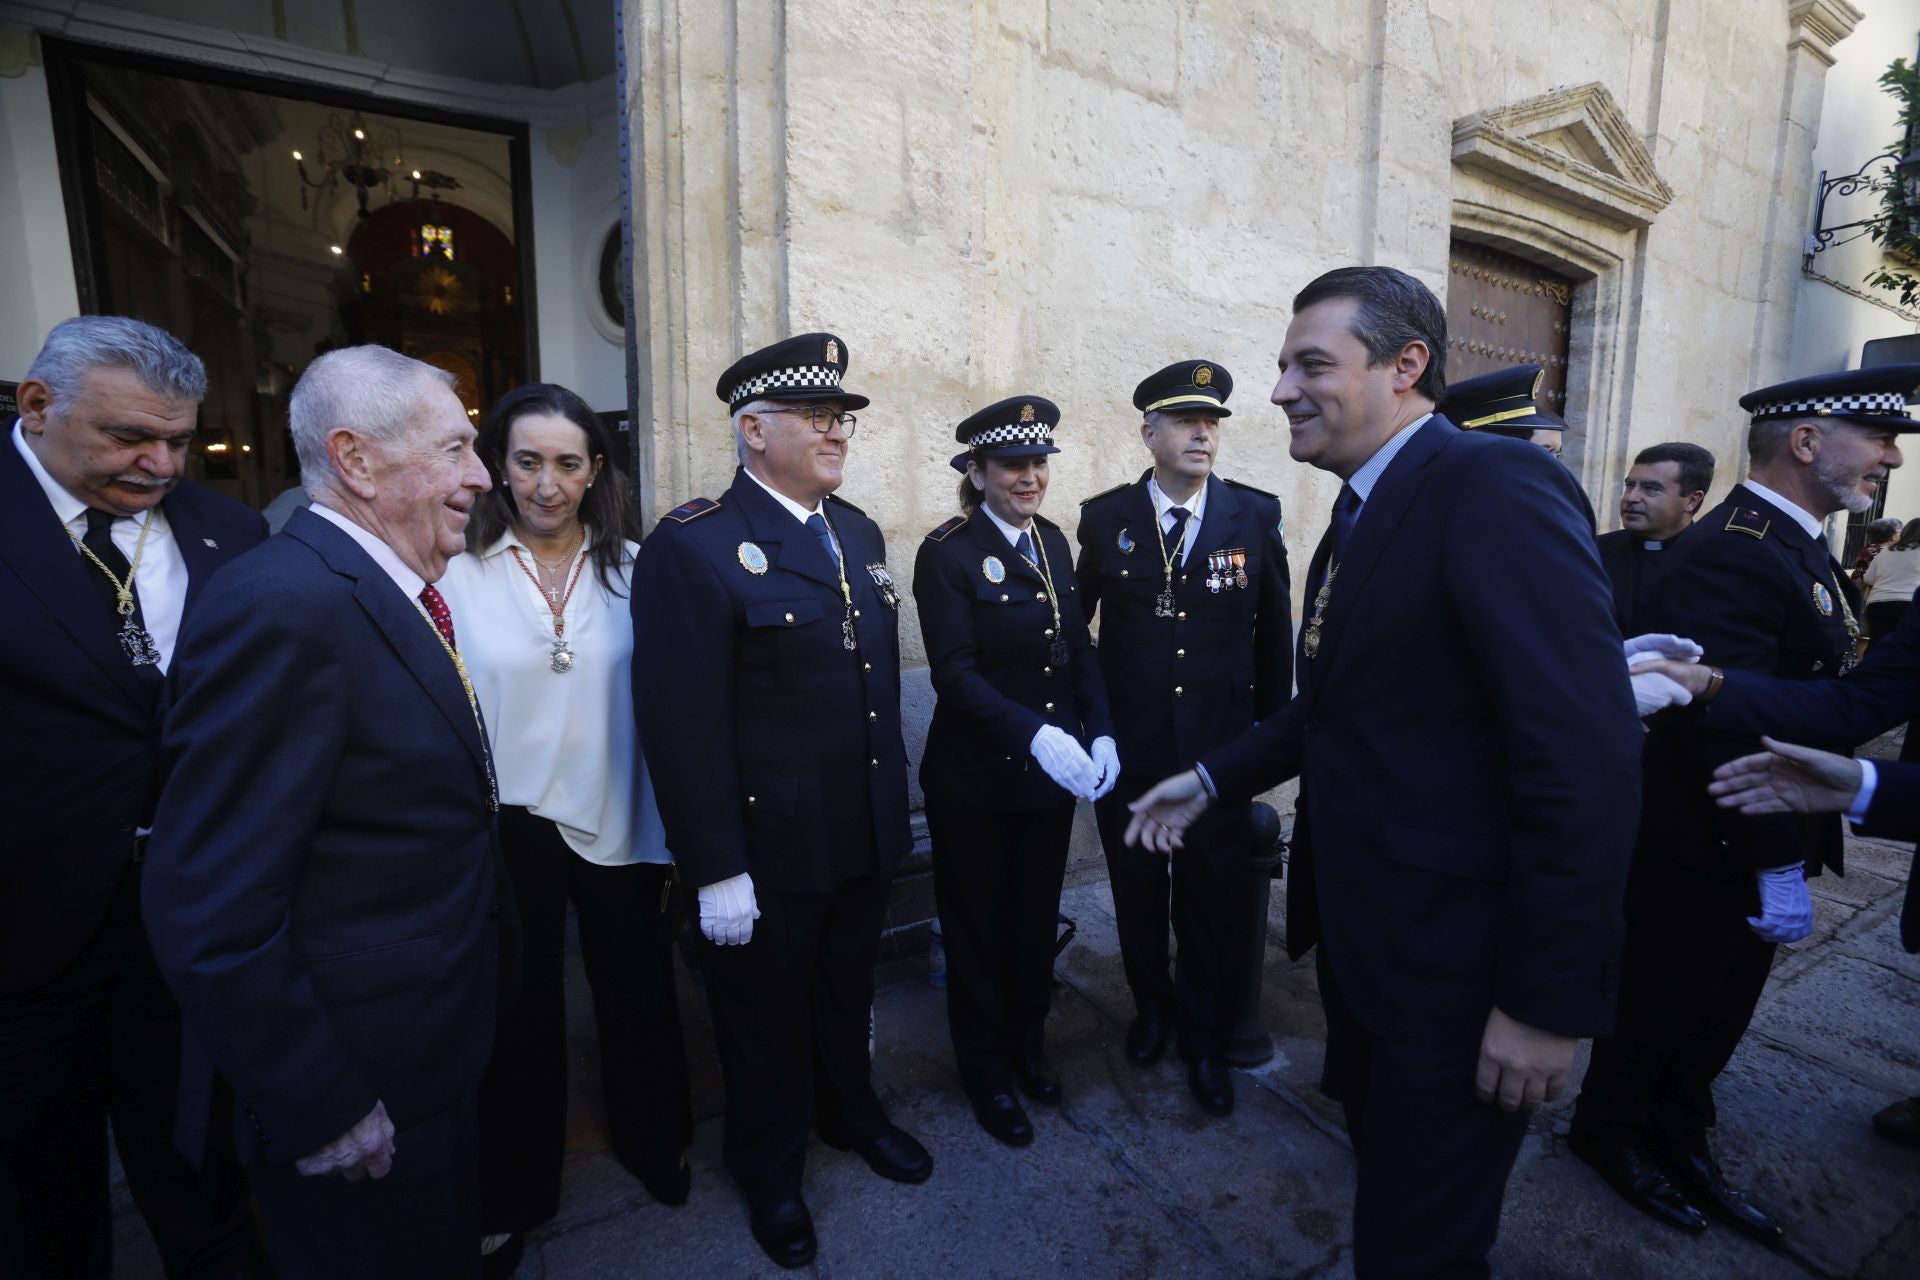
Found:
[913,395,1118,1148]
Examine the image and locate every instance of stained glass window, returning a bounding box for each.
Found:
[419,224,453,259]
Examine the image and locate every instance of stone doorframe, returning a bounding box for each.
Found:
[1448,82,1673,505]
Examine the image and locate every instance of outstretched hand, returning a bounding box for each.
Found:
[1708,736,1863,816]
[1123,770,1212,854]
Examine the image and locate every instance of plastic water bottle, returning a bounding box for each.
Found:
[928,918,947,987]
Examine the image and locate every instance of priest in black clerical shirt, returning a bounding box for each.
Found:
[1596,442,1716,635]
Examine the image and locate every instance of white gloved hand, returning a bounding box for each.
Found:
[1089,736,1121,801]
[697,872,760,946]
[1631,670,1693,717]
[1748,863,1814,944]
[1031,725,1100,799]
[1624,633,1704,668]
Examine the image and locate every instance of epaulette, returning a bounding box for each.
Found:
[1222,477,1279,501]
[1079,481,1129,506]
[825,493,866,516]
[925,516,966,542]
[661,496,720,524]
[1723,507,1770,540]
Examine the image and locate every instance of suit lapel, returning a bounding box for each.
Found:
[1307,418,1454,701]
[284,510,488,777]
[162,486,226,612]
[0,438,152,708]
[732,471,843,592]
[968,507,1045,587]
[1179,474,1246,592]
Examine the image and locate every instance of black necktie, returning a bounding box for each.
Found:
[805,513,841,573]
[82,508,147,631]
[1165,506,1190,564]
[1331,486,1360,562]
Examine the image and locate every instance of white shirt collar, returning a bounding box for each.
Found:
[310,502,427,599]
[742,466,823,524]
[1147,474,1207,525]
[12,419,160,534]
[1740,477,1827,540]
[980,500,1036,549]
[1348,413,1433,503]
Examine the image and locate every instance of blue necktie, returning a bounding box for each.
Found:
[805,513,840,572]
[1016,530,1036,565]
[1165,506,1190,564]
[1331,485,1360,562]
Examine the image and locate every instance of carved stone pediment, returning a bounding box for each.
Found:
[1453,83,1673,231]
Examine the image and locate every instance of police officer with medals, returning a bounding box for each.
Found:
[1074,360,1291,1115]
[1569,367,1908,1247]
[913,395,1117,1147]
[632,333,930,1270]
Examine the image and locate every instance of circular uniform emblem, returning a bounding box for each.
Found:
[1116,528,1135,554]
[737,541,769,575]
[982,555,1007,584]
[1194,365,1213,387]
[1811,581,1834,616]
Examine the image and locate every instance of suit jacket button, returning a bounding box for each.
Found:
[870,758,879,770]
[1176,648,1186,658]
[867,711,878,722]
[863,662,872,673]
[1177,611,1187,620]
[1175,686,1184,697]
[784,611,795,623]
[747,795,757,806]
[1121,569,1129,577]
[1045,702,1055,712]
[1043,666,1053,676]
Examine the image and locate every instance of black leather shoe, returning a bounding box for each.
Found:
[1125,1012,1171,1067]
[1872,1096,1920,1147]
[1655,1147,1785,1245]
[969,1091,1035,1147]
[749,1196,817,1270]
[818,1123,934,1184]
[1568,1135,1707,1234]
[1187,1055,1234,1116]
[637,1153,692,1206]
[1016,1054,1062,1106]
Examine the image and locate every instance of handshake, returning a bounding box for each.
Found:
[1030,726,1120,803]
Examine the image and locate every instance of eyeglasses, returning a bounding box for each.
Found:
[761,405,858,437]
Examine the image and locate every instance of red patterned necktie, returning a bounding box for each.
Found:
[419,584,457,650]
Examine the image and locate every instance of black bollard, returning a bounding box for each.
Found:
[1225,801,1286,1066]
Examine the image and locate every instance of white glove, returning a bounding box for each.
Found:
[1624,633,1703,668]
[1748,863,1814,944]
[1089,737,1121,801]
[697,872,760,946]
[1631,670,1692,717]
[1031,725,1100,799]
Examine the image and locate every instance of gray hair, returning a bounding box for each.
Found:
[289,345,457,491]
[1867,516,1903,544]
[25,315,207,412]
[732,397,777,465]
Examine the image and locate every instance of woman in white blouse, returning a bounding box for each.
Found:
[1864,518,1920,647]
[438,384,692,1272]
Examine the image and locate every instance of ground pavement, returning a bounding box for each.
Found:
[112,783,1920,1279]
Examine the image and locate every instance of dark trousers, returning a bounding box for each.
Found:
[1095,774,1257,1059]
[476,807,692,1234]
[1572,850,1774,1156]
[250,1094,479,1280]
[1320,951,1527,1280]
[925,794,1075,1096]
[698,873,890,1206]
[0,860,258,1279]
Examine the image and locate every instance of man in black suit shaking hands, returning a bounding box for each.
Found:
[1128,267,1641,1278]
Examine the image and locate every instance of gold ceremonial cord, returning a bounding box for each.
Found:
[819,512,859,650]
[1150,502,1192,600]
[410,598,499,808]
[63,511,154,616]
[1016,527,1066,641]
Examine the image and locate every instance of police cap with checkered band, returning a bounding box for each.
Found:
[1738,364,1920,432]
[948,395,1063,472]
[716,331,869,413]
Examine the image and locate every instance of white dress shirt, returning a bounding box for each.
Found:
[13,420,189,671]
[1740,477,1827,541]
[980,500,1038,552]
[743,466,823,523]
[1147,475,1207,565]
[436,531,669,866]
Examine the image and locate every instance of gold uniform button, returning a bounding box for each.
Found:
[1045,702,1056,712]
[1036,591,1048,602]
[1175,686,1184,697]
[870,757,880,770]
[1120,569,1130,578]
[1044,628,1055,638]
[853,609,862,618]
[863,662,872,673]
[1176,648,1186,658]
[747,795,757,806]
[783,611,794,623]
[1000,593,1009,602]
[868,711,878,722]
[1043,666,1053,675]
[1177,610,1187,620]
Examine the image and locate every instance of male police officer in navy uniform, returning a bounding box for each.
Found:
[1075,360,1291,1116]
[1570,367,1908,1247]
[632,334,930,1269]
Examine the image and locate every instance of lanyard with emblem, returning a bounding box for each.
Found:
[1821,567,1863,675]
[63,512,161,666]
[819,513,859,651]
[1301,564,1337,661]
[409,598,500,810]
[1150,505,1192,618]
[1017,529,1071,668]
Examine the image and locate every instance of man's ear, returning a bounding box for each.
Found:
[1391,341,1431,395]
[328,429,378,499]
[1788,422,1822,464]
[1684,490,1706,517]
[15,378,55,435]
[738,412,769,456]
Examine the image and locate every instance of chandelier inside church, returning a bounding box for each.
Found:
[292,111,461,219]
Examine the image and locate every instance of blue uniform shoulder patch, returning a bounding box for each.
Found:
[925,516,966,542]
[1079,482,1128,507]
[1724,507,1770,540]
[662,496,720,524]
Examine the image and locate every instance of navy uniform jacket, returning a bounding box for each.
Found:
[1595,524,1693,637]
[1074,471,1291,777]
[0,438,265,994]
[1641,484,1858,877]
[1198,419,1641,1040]
[144,509,501,1165]
[914,507,1113,811]
[633,470,911,895]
